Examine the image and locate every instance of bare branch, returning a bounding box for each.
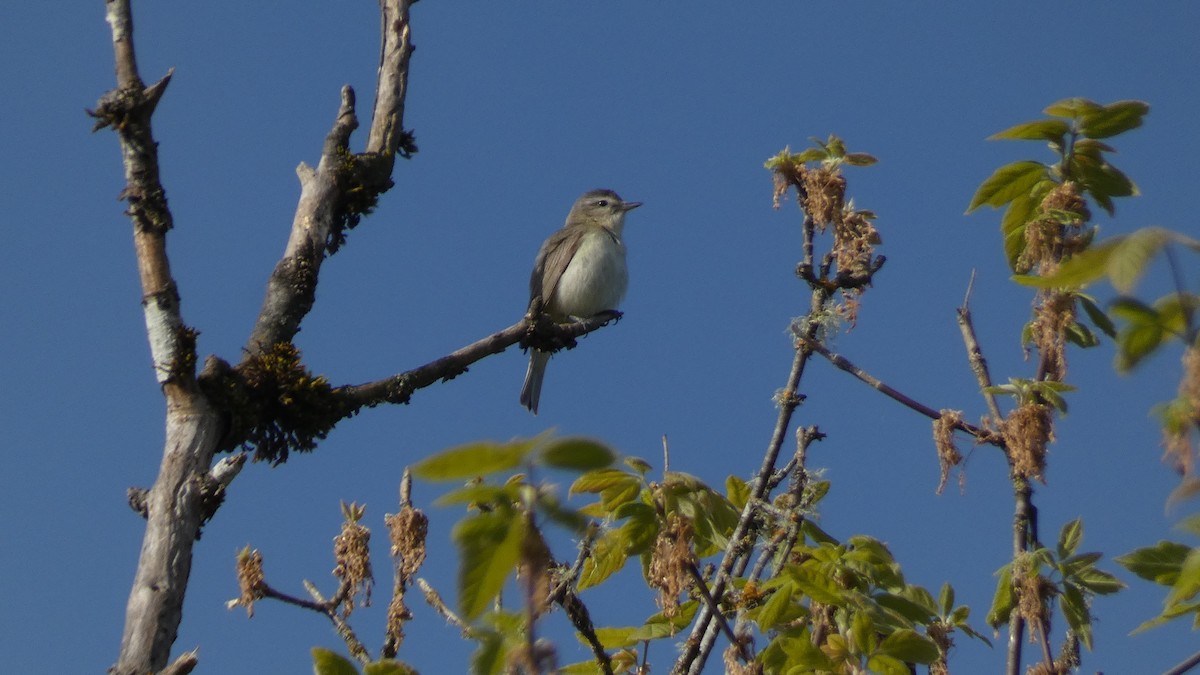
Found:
[417,578,473,638]
[245,0,415,357]
[802,337,1000,445]
[335,312,622,411]
[957,272,1004,422]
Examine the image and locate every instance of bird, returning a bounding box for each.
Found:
[520,189,642,414]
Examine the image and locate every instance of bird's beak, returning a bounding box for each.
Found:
[622,201,643,212]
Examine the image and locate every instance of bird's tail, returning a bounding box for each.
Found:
[520,351,550,414]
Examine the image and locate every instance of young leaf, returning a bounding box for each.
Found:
[454,511,525,619]
[1106,227,1170,293]
[1044,97,1102,119]
[865,655,912,675]
[844,152,879,166]
[1116,322,1165,372]
[590,626,639,650]
[987,564,1015,629]
[753,581,796,631]
[725,475,750,510]
[569,469,639,496]
[1080,100,1150,139]
[312,648,361,675]
[876,629,940,663]
[577,528,629,591]
[363,661,418,675]
[939,582,955,616]
[1116,541,1190,585]
[989,118,1070,143]
[1060,582,1094,650]
[1077,293,1117,338]
[968,161,1048,212]
[412,437,542,481]
[1057,518,1084,558]
[539,436,616,471]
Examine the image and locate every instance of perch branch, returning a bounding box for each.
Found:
[334,312,622,411]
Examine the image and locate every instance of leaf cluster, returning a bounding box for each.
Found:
[968,98,1148,271]
[1116,516,1200,632]
[986,519,1124,650]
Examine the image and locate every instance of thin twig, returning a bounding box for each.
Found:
[676,209,829,675]
[417,578,473,638]
[1163,647,1200,675]
[957,271,1004,422]
[686,562,747,661]
[803,338,999,444]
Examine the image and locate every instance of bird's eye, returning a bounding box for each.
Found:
[595,199,609,207]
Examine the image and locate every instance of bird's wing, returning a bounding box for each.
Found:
[530,226,585,311]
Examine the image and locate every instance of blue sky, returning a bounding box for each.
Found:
[3,2,1199,673]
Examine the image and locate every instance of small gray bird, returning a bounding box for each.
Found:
[520,189,642,414]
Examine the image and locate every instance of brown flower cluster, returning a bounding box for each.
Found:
[1004,402,1054,482]
[933,410,965,495]
[648,513,695,618]
[333,510,373,617]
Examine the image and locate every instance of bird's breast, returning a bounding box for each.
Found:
[550,230,628,318]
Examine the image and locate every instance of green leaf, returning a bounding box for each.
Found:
[843,152,879,166]
[1157,293,1200,336]
[987,564,1014,629]
[535,493,591,533]
[1044,97,1102,119]
[616,502,659,555]
[938,583,955,616]
[569,469,639,496]
[1110,297,1159,324]
[1061,582,1094,650]
[725,475,750,510]
[1065,321,1100,349]
[874,592,936,625]
[1080,100,1150,139]
[1078,293,1117,338]
[1177,514,1200,538]
[412,436,543,481]
[312,648,360,675]
[1072,567,1126,595]
[1108,227,1169,293]
[578,528,629,590]
[865,654,912,675]
[802,520,839,546]
[1116,322,1164,372]
[454,511,525,619]
[1073,138,1117,159]
[760,631,835,672]
[968,161,1048,212]
[1165,548,1200,607]
[754,581,796,631]
[628,601,700,641]
[470,630,505,675]
[1058,518,1084,558]
[788,562,847,605]
[850,610,875,654]
[590,626,639,650]
[1016,239,1119,289]
[877,629,940,663]
[1061,551,1103,577]
[1073,155,1138,215]
[1116,541,1190,585]
[363,660,417,675]
[539,437,616,471]
[989,118,1071,143]
[624,456,653,475]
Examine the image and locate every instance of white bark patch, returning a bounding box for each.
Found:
[143,295,182,383]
